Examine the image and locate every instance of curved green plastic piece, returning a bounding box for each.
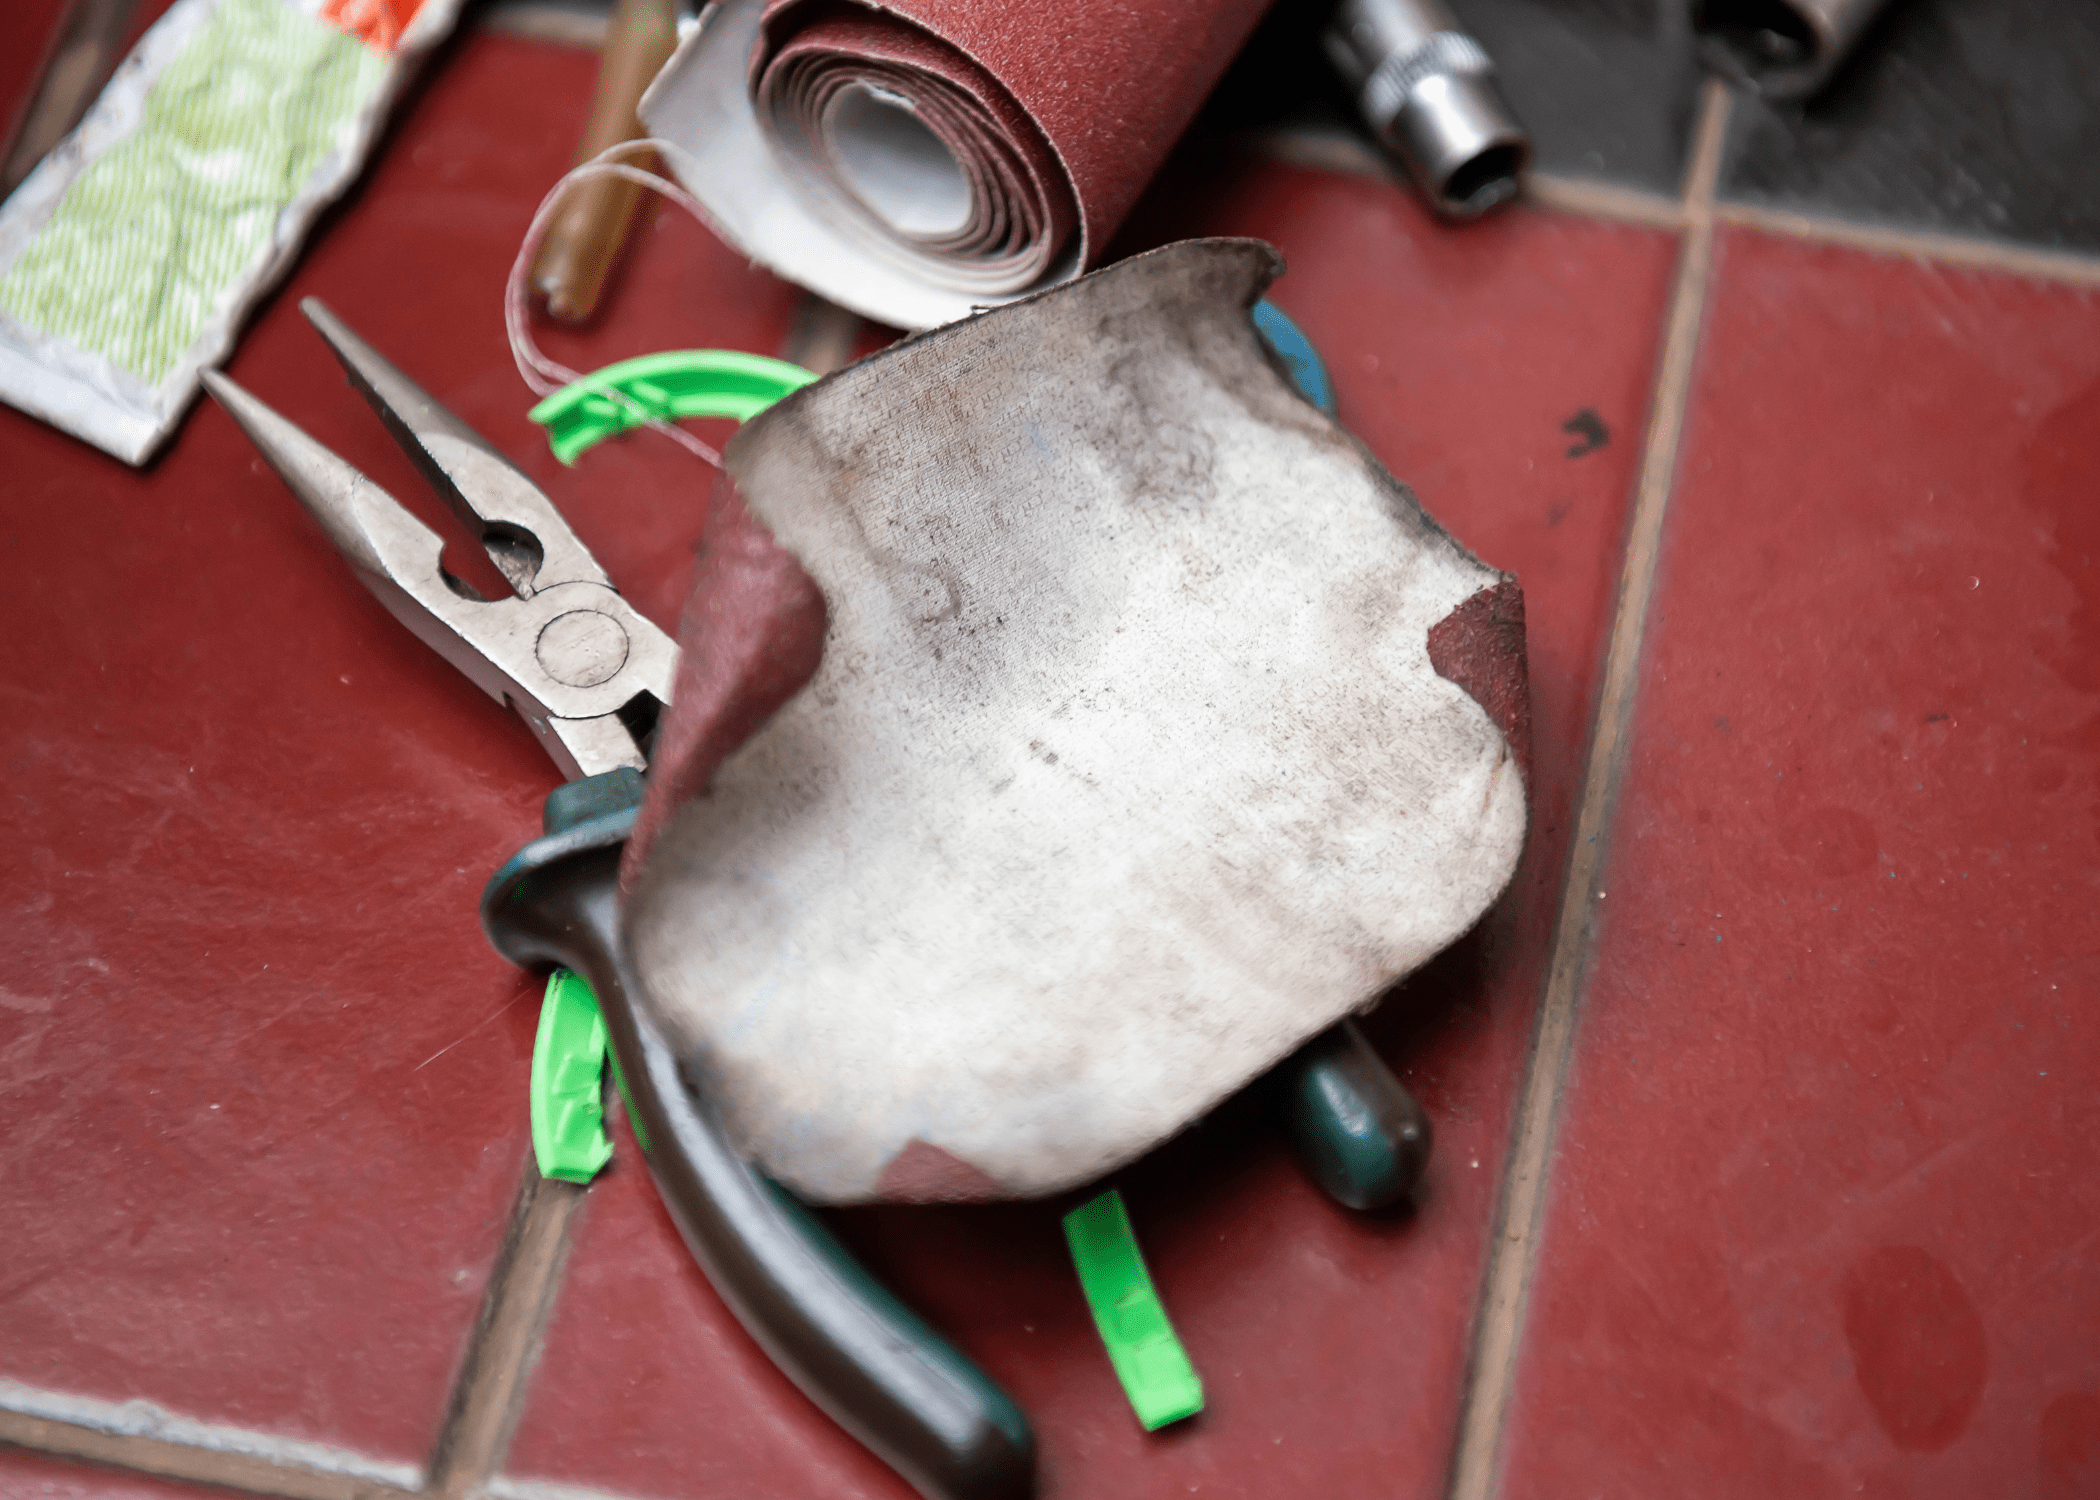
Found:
[530,967,615,1183]
[528,350,818,464]
[1064,1189,1204,1430]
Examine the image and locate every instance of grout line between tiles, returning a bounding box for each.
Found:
[1441,77,1733,1500]
[0,1411,413,1500]
[425,1166,588,1500]
[0,1162,589,1500]
[1241,125,1397,185]
[1522,174,1686,230]
[1246,121,2100,291]
[486,1476,660,1500]
[1714,200,2100,287]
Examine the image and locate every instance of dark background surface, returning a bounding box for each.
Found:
[1204,0,2100,248]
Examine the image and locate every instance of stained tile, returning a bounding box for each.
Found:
[1719,0,2100,253]
[1498,229,2100,1495]
[0,1448,247,1500]
[0,29,799,1465]
[503,161,1678,1500]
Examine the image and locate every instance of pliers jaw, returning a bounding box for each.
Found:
[205,301,677,780]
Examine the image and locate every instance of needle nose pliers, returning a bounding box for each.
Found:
[205,300,1035,1500]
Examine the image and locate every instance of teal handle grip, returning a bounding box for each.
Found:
[1276,1020,1433,1211]
[483,771,1033,1500]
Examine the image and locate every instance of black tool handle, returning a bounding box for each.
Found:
[1275,1019,1433,1211]
[482,797,1033,1500]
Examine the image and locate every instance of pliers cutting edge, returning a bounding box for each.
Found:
[205,301,1035,1500]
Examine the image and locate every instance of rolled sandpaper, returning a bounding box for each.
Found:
[639,0,1272,329]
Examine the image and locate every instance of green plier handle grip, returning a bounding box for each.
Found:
[485,772,1035,1500]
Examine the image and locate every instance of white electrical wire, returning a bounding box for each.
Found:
[503,137,727,467]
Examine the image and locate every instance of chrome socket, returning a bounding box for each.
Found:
[1692,0,1902,101]
[1324,0,1531,219]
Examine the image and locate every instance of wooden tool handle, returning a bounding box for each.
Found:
[529,0,682,322]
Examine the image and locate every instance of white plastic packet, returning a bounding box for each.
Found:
[0,0,461,463]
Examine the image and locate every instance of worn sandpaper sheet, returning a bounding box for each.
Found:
[623,239,1527,1205]
[639,0,1270,329]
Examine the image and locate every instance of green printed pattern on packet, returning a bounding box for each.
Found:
[0,0,385,385]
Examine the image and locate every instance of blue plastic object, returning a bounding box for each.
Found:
[1253,299,1336,416]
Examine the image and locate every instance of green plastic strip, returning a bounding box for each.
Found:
[1062,1189,1204,1430]
[528,350,818,464]
[530,968,614,1183]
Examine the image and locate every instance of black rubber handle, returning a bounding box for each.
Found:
[481,793,1034,1500]
[1274,1019,1433,1211]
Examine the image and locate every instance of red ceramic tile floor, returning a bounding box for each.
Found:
[1497,230,2100,1497]
[499,162,1678,1500]
[1,1,71,144]
[0,29,799,1471]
